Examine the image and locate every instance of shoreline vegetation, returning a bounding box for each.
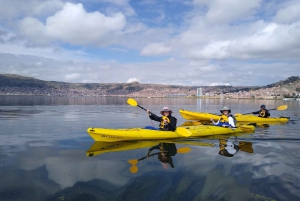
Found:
[0,74,299,100]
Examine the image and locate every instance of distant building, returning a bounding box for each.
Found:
[197,88,202,96]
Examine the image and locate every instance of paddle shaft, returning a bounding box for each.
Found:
[242,105,287,115]
[136,104,155,116]
[138,153,158,161]
[243,108,275,115]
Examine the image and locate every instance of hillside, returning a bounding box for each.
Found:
[0,74,299,98]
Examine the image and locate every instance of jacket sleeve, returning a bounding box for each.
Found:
[148,144,160,152]
[252,111,260,114]
[167,116,177,131]
[149,113,162,122]
[265,110,270,117]
[228,116,236,127]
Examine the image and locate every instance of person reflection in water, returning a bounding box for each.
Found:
[217,138,253,157]
[147,143,177,169]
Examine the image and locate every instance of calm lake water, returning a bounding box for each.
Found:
[0,96,299,201]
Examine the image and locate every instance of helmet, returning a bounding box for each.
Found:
[260,105,266,109]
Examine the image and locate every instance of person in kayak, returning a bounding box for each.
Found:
[146,107,177,131]
[211,107,236,128]
[251,105,270,118]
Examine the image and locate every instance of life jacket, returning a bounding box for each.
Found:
[220,114,237,125]
[220,114,229,123]
[258,110,266,117]
[160,116,170,130]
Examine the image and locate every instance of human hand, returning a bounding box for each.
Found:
[147,110,150,114]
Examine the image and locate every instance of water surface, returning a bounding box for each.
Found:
[0,96,299,201]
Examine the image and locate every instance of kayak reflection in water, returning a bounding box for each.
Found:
[215,138,253,157]
[146,107,177,131]
[147,143,177,169]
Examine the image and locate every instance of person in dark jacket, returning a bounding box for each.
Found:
[252,105,270,118]
[146,107,177,131]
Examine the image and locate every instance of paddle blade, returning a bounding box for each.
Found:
[277,105,287,110]
[127,159,138,165]
[239,141,253,153]
[176,127,192,137]
[130,165,138,174]
[177,147,191,154]
[127,98,138,106]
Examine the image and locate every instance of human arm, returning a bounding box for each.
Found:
[252,110,260,114]
[147,144,160,157]
[265,110,270,117]
[228,116,236,127]
[147,110,162,122]
[211,117,220,125]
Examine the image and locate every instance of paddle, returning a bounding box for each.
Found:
[127,98,154,115]
[127,147,191,174]
[127,98,191,137]
[235,105,288,117]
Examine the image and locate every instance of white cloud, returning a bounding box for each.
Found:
[127,78,139,83]
[140,42,171,55]
[0,0,64,20]
[65,73,81,81]
[210,83,231,86]
[19,2,126,46]
[274,3,300,23]
[187,22,300,60]
[193,0,262,23]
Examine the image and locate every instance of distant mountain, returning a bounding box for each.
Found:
[0,74,299,98]
[265,76,300,88]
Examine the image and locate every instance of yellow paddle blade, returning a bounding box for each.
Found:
[177,147,191,154]
[130,165,138,174]
[127,159,138,165]
[127,98,138,106]
[277,105,287,110]
[175,127,192,137]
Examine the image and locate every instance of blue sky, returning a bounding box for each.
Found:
[0,0,299,86]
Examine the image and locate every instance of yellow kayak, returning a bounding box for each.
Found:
[87,127,191,142]
[87,125,255,142]
[179,109,289,123]
[86,140,213,157]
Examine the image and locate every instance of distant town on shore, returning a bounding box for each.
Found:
[0,74,299,100]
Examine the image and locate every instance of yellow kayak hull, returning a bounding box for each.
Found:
[179,109,289,122]
[87,125,255,142]
[87,128,188,142]
[182,125,255,137]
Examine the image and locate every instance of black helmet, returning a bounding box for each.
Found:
[260,105,266,109]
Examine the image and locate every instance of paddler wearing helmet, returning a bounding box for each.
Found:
[211,106,236,128]
[146,107,177,131]
[251,105,270,118]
